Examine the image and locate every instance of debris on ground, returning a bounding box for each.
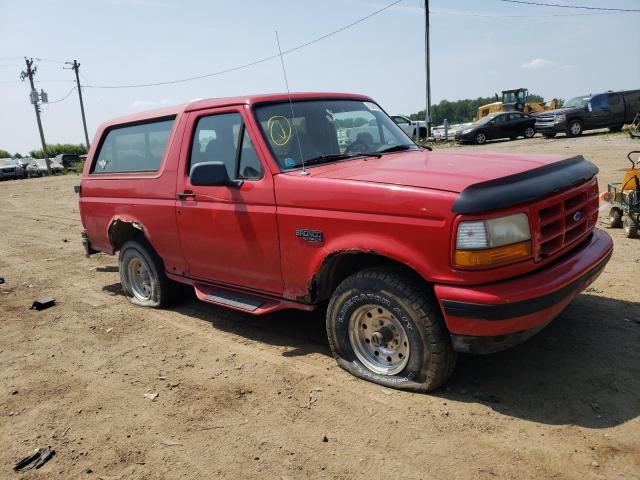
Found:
[144,392,159,401]
[30,297,56,311]
[13,446,55,471]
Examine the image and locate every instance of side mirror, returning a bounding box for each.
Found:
[190,161,243,187]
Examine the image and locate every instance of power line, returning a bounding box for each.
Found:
[432,8,616,17]
[497,0,640,12]
[47,86,77,104]
[83,0,403,89]
[79,72,114,114]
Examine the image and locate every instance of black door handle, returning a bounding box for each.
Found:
[176,191,196,200]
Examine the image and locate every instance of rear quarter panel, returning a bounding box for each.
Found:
[79,113,188,274]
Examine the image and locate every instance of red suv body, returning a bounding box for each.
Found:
[79,92,613,391]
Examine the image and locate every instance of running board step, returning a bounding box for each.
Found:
[192,283,315,316]
[203,290,264,312]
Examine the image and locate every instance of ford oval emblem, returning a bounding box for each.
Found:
[573,211,583,222]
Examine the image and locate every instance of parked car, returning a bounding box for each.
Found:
[0,158,26,180]
[55,153,81,168]
[78,92,612,392]
[26,158,64,177]
[455,111,536,144]
[535,89,640,138]
[391,115,426,138]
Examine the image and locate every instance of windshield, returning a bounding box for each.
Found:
[564,95,591,108]
[475,112,501,125]
[253,99,417,170]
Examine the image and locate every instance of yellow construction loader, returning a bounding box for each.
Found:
[475,88,558,120]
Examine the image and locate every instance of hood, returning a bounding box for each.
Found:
[297,150,572,193]
[539,106,583,116]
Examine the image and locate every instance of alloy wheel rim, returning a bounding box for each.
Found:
[127,257,152,301]
[348,304,410,375]
[477,133,486,143]
[571,122,581,135]
[525,127,534,137]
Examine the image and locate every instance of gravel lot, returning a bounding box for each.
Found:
[1,131,639,479]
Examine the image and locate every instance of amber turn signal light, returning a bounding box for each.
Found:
[454,241,532,268]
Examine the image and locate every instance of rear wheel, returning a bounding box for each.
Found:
[326,267,456,392]
[524,126,536,138]
[623,217,638,238]
[567,120,583,137]
[119,238,178,307]
[609,207,623,228]
[475,132,487,145]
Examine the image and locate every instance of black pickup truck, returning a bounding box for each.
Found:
[535,89,640,138]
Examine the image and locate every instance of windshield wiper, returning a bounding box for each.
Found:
[304,153,355,165]
[377,144,415,154]
[301,151,382,167]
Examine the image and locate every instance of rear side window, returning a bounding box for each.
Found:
[589,95,609,112]
[92,118,174,173]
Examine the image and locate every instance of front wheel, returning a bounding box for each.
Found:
[326,268,456,392]
[475,132,487,145]
[624,217,638,238]
[609,207,623,228]
[523,126,536,138]
[567,120,583,137]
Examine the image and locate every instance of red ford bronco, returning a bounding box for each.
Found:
[79,93,613,391]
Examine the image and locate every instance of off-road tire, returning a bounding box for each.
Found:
[567,120,583,137]
[326,267,456,392]
[609,207,623,228]
[119,238,178,308]
[623,217,638,238]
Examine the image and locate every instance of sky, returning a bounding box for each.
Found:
[0,0,639,155]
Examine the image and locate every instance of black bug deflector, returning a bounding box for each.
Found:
[452,155,599,214]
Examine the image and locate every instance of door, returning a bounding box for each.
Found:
[175,107,283,294]
[508,113,528,136]
[488,114,509,139]
[587,94,610,128]
[608,93,625,125]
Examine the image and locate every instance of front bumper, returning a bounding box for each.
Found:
[535,121,566,134]
[454,132,474,142]
[435,229,613,354]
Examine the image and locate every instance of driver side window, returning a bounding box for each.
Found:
[190,113,263,181]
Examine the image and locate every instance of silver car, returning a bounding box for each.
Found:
[0,158,26,180]
[26,158,64,177]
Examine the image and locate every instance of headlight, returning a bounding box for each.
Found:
[462,128,473,134]
[555,114,566,122]
[455,213,531,267]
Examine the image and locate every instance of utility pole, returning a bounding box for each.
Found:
[424,0,431,140]
[20,58,51,175]
[66,60,90,150]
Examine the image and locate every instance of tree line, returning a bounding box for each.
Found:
[408,93,563,125]
[0,144,88,160]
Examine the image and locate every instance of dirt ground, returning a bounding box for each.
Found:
[1,131,639,480]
